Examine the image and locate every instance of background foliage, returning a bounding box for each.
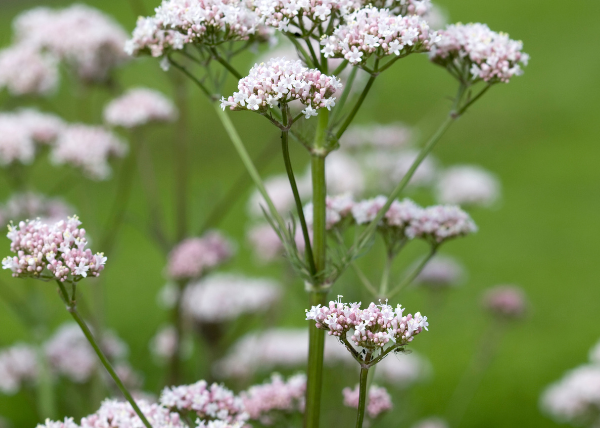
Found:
[0,0,598,427]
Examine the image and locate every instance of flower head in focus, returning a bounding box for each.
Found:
[306,297,428,350]
[2,216,106,282]
[430,23,528,84]
[104,88,177,128]
[342,384,392,418]
[321,6,436,66]
[50,124,127,180]
[80,399,186,428]
[405,205,477,245]
[167,232,234,281]
[482,285,527,319]
[221,58,341,119]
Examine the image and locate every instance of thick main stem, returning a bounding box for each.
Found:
[56,282,153,428]
[355,365,370,428]
[305,111,329,428]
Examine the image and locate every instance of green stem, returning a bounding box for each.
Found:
[35,344,57,420]
[387,247,438,300]
[350,262,378,297]
[287,36,316,68]
[305,110,329,428]
[379,252,393,297]
[332,67,357,124]
[214,106,287,232]
[336,74,377,140]
[355,363,370,428]
[55,281,153,428]
[305,291,328,428]
[281,106,317,276]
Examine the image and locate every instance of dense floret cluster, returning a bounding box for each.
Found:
[167,232,234,280]
[342,384,392,418]
[221,58,342,119]
[2,216,106,281]
[321,6,435,64]
[0,44,59,96]
[104,88,177,128]
[306,297,428,348]
[241,373,306,422]
[430,23,529,83]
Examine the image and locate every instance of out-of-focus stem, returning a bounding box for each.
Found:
[55,281,153,428]
[445,320,506,426]
[305,111,329,428]
[336,74,377,140]
[35,343,57,420]
[386,246,438,300]
[379,252,394,297]
[172,73,189,242]
[167,279,187,385]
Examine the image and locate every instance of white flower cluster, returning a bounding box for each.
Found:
[436,165,500,207]
[352,196,421,228]
[50,124,127,180]
[0,193,73,228]
[306,297,428,349]
[80,399,186,428]
[430,23,529,83]
[160,380,249,423]
[369,0,431,17]
[321,6,435,64]
[0,109,65,166]
[126,0,265,57]
[182,273,281,323]
[0,44,59,96]
[2,216,106,282]
[104,88,178,128]
[167,232,234,280]
[0,343,38,394]
[221,58,342,119]
[251,0,359,32]
[541,363,600,427]
[13,5,129,82]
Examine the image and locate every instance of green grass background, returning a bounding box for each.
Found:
[0,0,599,427]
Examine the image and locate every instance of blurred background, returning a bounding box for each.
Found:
[0,0,598,427]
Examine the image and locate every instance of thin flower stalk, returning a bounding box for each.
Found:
[386,246,438,300]
[355,356,371,428]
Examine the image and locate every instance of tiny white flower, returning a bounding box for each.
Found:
[302,105,318,119]
[246,94,261,110]
[323,97,336,111]
[74,262,90,278]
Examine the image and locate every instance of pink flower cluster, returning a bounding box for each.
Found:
[50,125,127,180]
[405,205,477,244]
[167,232,233,280]
[352,196,421,229]
[2,216,106,282]
[0,44,58,96]
[80,399,186,428]
[430,23,529,83]
[304,193,355,230]
[13,5,128,83]
[482,285,527,319]
[306,297,428,348]
[221,58,342,119]
[126,0,264,57]
[321,6,436,64]
[342,384,392,418]
[0,109,65,166]
[160,380,248,423]
[0,343,38,394]
[182,273,280,323]
[251,0,359,32]
[37,418,80,428]
[0,192,73,227]
[241,373,306,423]
[436,165,500,207]
[104,88,177,128]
